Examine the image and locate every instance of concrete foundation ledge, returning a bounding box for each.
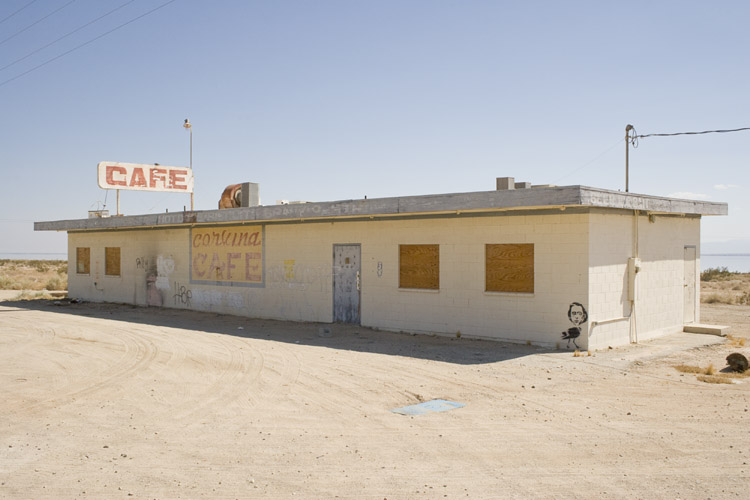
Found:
[683,324,731,336]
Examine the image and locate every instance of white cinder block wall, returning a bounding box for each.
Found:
[587,211,701,350]
[68,228,190,306]
[67,209,700,350]
[68,212,590,348]
[635,214,700,340]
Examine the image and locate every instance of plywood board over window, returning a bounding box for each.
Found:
[76,247,90,274]
[399,244,439,290]
[486,243,534,293]
[105,247,121,276]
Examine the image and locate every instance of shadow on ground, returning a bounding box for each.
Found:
[0,298,556,365]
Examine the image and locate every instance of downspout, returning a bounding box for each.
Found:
[594,211,640,341]
[630,210,639,343]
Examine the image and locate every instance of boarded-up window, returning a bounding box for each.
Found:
[486,244,534,293]
[105,247,121,276]
[76,247,90,274]
[399,244,439,290]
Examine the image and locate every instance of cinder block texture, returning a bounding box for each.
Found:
[66,209,703,350]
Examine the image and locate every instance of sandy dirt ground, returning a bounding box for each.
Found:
[0,294,748,499]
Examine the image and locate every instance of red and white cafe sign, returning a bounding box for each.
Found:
[97,162,194,193]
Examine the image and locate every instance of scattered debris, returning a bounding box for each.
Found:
[726,352,748,373]
[53,297,82,306]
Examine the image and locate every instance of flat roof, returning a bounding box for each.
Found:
[35,185,728,232]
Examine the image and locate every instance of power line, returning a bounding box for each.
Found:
[0,0,138,73]
[0,0,178,89]
[0,0,40,26]
[637,127,750,138]
[628,125,750,149]
[0,0,77,47]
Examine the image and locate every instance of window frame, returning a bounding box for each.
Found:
[76,247,90,275]
[398,244,440,290]
[485,243,534,294]
[104,247,121,277]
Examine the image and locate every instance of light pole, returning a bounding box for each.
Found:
[184,118,193,210]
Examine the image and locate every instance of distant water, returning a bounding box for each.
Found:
[0,252,67,261]
[701,254,750,273]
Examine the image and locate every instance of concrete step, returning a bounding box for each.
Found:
[683,324,731,336]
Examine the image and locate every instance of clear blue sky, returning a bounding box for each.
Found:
[1,0,748,254]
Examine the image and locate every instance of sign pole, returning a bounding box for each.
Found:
[96,162,194,210]
[184,119,193,211]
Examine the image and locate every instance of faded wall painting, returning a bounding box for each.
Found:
[561,302,588,349]
[139,254,175,306]
[190,225,264,286]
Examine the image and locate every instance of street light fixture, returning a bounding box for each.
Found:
[184,118,193,210]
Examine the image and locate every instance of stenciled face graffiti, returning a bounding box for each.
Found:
[562,302,588,349]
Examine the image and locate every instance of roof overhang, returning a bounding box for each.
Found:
[34,185,728,232]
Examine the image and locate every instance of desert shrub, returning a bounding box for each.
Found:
[675,364,747,384]
[44,276,66,291]
[674,364,717,375]
[15,290,55,300]
[674,364,703,374]
[697,375,734,385]
[702,293,734,304]
[701,267,733,281]
[0,275,12,288]
[11,279,36,290]
[739,292,750,305]
[32,261,49,273]
[727,335,747,347]
[56,264,68,275]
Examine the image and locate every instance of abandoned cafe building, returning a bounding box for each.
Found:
[35,174,728,350]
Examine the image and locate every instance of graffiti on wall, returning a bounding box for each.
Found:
[156,256,175,290]
[561,302,588,349]
[173,281,193,307]
[146,273,162,306]
[190,226,264,286]
[284,259,295,281]
[266,263,331,292]
[140,254,176,307]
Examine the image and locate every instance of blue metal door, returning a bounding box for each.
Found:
[333,244,361,324]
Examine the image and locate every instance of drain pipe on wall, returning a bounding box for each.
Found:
[589,210,641,344]
[629,210,641,343]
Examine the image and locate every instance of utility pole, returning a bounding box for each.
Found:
[625,124,634,192]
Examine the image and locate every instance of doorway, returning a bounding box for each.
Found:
[684,246,696,324]
[333,244,361,324]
